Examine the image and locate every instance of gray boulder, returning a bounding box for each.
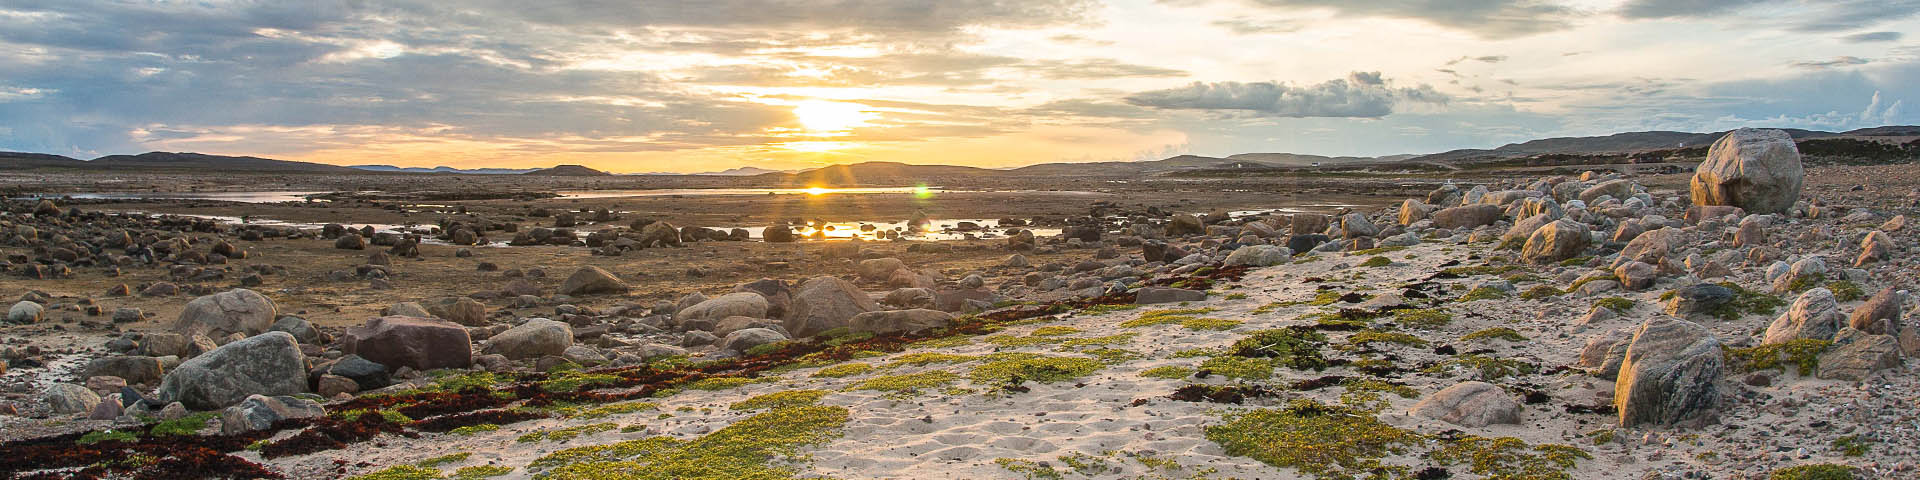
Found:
[44,383,100,414]
[1224,245,1290,267]
[1817,329,1902,381]
[1763,288,1844,344]
[84,356,165,386]
[1135,287,1206,305]
[221,394,326,434]
[719,328,789,353]
[786,276,879,338]
[1663,283,1733,319]
[340,316,474,371]
[1430,204,1503,230]
[158,332,308,410]
[559,266,628,296]
[483,318,574,359]
[1410,381,1521,427]
[7,301,42,324]
[1615,317,1723,427]
[1690,128,1803,214]
[173,289,278,338]
[678,292,770,322]
[1519,219,1589,265]
[850,309,954,335]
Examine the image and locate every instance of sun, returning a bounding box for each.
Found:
[792,100,873,132]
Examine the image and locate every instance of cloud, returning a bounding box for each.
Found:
[1123,72,1448,118]
[1616,0,1776,19]
[1211,17,1305,34]
[1446,55,1508,65]
[1615,0,1920,33]
[1792,56,1871,69]
[1841,31,1902,43]
[1018,58,1188,79]
[1197,0,1577,39]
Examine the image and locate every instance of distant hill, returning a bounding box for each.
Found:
[1408,128,1854,163]
[698,166,789,176]
[350,165,539,174]
[522,164,611,176]
[0,151,363,173]
[760,161,1005,185]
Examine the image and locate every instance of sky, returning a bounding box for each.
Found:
[1,0,1917,173]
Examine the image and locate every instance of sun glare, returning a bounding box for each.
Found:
[792,100,873,132]
[804,186,832,196]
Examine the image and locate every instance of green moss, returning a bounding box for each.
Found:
[540,371,622,393]
[431,371,506,392]
[1393,308,1453,328]
[993,458,1064,480]
[1518,285,1565,300]
[450,424,500,436]
[1586,429,1616,445]
[1077,347,1143,364]
[1428,354,1538,380]
[518,423,617,443]
[1348,329,1430,347]
[1441,264,1523,277]
[1180,317,1244,331]
[1229,328,1329,370]
[527,405,849,480]
[1172,347,1224,358]
[820,330,874,347]
[1827,281,1865,302]
[681,376,774,391]
[417,452,472,468]
[970,355,1104,386]
[1123,308,1217,326]
[1725,339,1832,376]
[811,363,874,378]
[1205,399,1421,479]
[1031,326,1081,336]
[1059,332,1138,347]
[569,402,659,420]
[1706,282,1789,321]
[1593,297,1635,313]
[77,430,139,445]
[1200,356,1275,380]
[334,409,415,425]
[1557,256,1593,267]
[1462,327,1528,342]
[847,370,959,394]
[1768,464,1857,480]
[1429,436,1591,480]
[909,335,972,349]
[1833,435,1869,457]
[347,465,442,480]
[1458,286,1510,302]
[1359,256,1392,268]
[730,390,827,411]
[1787,273,1826,293]
[1224,293,1250,300]
[1140,365,1195,379]
[148,411,219,437]
[451,466,513,479]
[884,352,977,368]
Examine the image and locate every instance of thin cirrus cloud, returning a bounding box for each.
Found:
[1123,72,1450,118]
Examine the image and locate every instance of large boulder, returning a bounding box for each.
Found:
[1615,317,1723,427]
[1689,128,1803,214]
[1616,227,1686,268]
[84,356,165,386]
[1762,288,1845,344]
[1849,288,1905,334]
[1224,245,1290,267]
[1519,219,1589,265]
[1409,381,1521,427]
[319,354,392,391]
[43,383,100,414]
[1856,230,1892,267]
[678,292,771,322]
[1430,204,1503,230]
[1167,214,1205,236]
[174,289,278,338]
[1397,199,1433,225]
[559,266,629,296]
[158,332,308,410]
[7,301,42,324]
[850,309,954,335]
[340,316,474,371]
[785,276,879,338]
[483,318,574,359]
[718,328,788,353]
[1663,283,1734,319]
[1338,213,1378,238]
[856,258,907,282]
[638,222,682,248]
[732,279,794,320]
[1135,287,1206,305]
[427,297,488,326]
[1816,329,1902,381]
[1579,179,1636,203]
[221,394,326,434]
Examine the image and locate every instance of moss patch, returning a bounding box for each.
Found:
[1347,329,1430,348]
[730,390,827,411]
[452,465,513,479]
[1180,317,1245,331]
[1768,464,1857,480]
[1140,365,1195,379]
[1205,399,1421,479]
[517,422,617,443]
[1429,435,1591,480]
[846,370,959,395]
[1200,356,1275,380]
[1827,281,1864,302]
[1593,297,1635,313]
[1359,256,1392,267]
[347,465,441,480]
[1229,328,1329,370]
[1725,339,1832,376]
[1393,308,1452,328]
[526,405,849,480]
[969,355,1104,386]
[1458,286,1511,302]
[1518,285,1565,300]
[811,363,874,378]
[1462,327,1528,342]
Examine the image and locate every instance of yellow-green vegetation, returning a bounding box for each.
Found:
[1351,245,1408,256]
[1200,356,1275,380]
[1557,256,1593,267]
[1566,274,1615,293]
[1768,464,1857,480]
[847,370,959,394]
[417,452,472,468]
[1180,317,1244,331]
[1056,452,1114,476]
[1429,436,1592,480]
[744,340,801,356]
[993,458,1064,480]
[1229,328,1329,370]
[148,411,219,437]
[1205,399,1422,479]
[452,466,513,479]
[908,335,972,349]
[1225,293,1250,300]
[811,363,874,378]
[565,402,659,420]
[1359,256,1392,267]
[730,390,827,411]
[1059,332,1138,347]
[1080,304,1143,316]
[1339,379,1419,411]
[1458,286,1510,302]
[1462,327,1528,342]
[526,405,849,480]
[1724,339,1832,376]
[1441,264,1523,277]
[1031,326,1081,336]
[77,430,138,445]
[1827,281,1864,302]
[1140,365,1195,379]
[681,376,775,391]
[1594,297,1635,313]
[1428,354,1538,380]
[1172,347,1223,358]
[540,370,622,393]
[347,465,441,480]
[334,408,414,425]
[518,422,617,443]
[1077,347,1143,364]
[1585,429,1616,445]
[1518,285,1565,300]
[1120,308,1218,327]
[1393,308,1453,328]
[1832,435,1869,457]
[428,371,508,393]
[1347,329,1429,347]
[969,355,1104,385]
[884,352,976,368]
[1696,282,1788,321]
[450,424,500,436]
